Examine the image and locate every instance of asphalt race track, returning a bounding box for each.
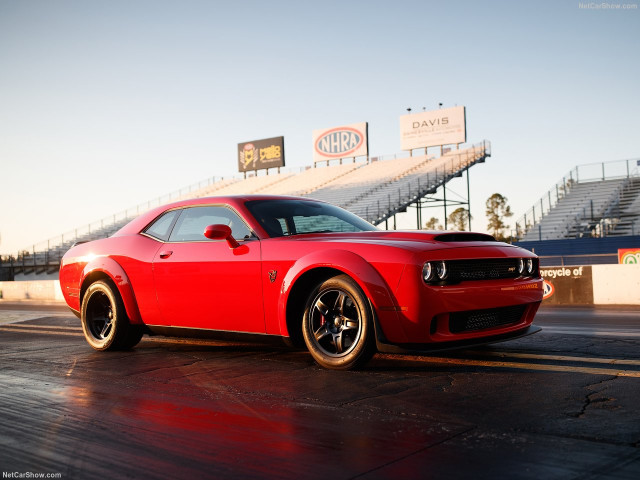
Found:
[1,302,639,479]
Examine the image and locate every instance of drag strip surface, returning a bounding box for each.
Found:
[1,303,639,479]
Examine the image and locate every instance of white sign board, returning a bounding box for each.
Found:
[313,122,368,163]
[399,106,466,150]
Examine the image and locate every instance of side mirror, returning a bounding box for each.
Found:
[203,224,240,249]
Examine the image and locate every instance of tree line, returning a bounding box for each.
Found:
[423,193,513,242]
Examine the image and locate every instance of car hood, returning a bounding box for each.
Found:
[285,230,517,253]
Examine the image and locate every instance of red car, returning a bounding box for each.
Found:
[60,195,543,370]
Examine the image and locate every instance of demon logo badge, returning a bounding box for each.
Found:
[268,270,277,283]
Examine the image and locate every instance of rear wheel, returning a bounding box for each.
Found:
[81,280,143,351]
[302,275,376,370]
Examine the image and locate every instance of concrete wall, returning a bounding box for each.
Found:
[539,264,639,306]
[14,271,60,281]
[0,280,64,301]
[1,266,638,305]
[592,265,640,305]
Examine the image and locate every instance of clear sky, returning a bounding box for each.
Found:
[1,0,639,254]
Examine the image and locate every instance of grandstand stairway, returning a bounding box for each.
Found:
[603,176,640,236]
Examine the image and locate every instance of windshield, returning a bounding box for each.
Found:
[245,199,378,238]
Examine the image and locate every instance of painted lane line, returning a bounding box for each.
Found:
[0,312,72,325]
[5,326,640,377]
[412,356,640,377]
[2,324,82,331]
[0,326,83,337]
[540,326,640,338]
[467,350,640,366]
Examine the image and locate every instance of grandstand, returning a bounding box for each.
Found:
[517,158,640,242]
[0,141,490,280]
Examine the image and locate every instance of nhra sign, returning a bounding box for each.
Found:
[238,136,285,173]
[400,106,466,150]
[312,122,368,163]
[618,248,640,264]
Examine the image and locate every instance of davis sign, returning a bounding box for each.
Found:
[312,122,368,163]
[400,106,466,150]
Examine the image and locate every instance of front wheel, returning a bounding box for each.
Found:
[81,280,143,351]
[302,275,376,370]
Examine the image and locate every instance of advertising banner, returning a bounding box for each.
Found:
[312,122,368,163]
[399,106,466,150]
[540,266,593,305]
[238,136,285,173]
[618,248,640,264]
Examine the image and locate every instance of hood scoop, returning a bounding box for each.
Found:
[433,233,496,242]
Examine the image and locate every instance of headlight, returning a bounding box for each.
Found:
[435,261,447,280]
[422,262,434,282]
[517,258,525,275]
[526,258,534,275]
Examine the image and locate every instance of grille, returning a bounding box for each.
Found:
[446,259,527,283]
[449,305,527,333]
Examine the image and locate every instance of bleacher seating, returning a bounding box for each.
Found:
[519,168,640,241]
[186,177,241,198]
[344,147,487,222]
[260,162,363,196]
[305,156,431,207]
[195,171,295,196]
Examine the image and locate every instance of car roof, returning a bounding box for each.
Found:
[113,195,324,237]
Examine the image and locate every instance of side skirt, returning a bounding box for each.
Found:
[144,325,295,348]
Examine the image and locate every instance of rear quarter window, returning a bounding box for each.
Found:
[143,210,180,241]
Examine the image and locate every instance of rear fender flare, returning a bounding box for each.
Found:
[80,257,143,324]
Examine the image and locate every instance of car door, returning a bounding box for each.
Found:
[152,205,265,332]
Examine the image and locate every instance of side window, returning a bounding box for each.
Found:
[168,206,253,242]
[143,210,179,241]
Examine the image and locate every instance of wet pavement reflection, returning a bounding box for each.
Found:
[0,304,639,479]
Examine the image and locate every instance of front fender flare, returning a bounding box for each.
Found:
[277,249,407,343]
[80,256,143,324]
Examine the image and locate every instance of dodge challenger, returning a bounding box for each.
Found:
[59,195,543,370]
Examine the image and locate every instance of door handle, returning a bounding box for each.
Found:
[159,251,173,259]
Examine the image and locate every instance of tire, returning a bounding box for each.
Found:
[120,325,144,350]
[80,280,143,351]
[302,275,376,370]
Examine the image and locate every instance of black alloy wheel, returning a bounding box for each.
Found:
[81,280,143,351]
[302,275,376,370]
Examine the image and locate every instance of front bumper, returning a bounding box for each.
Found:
[380,263,544,344]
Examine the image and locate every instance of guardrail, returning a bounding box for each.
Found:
[538,253,618,267]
